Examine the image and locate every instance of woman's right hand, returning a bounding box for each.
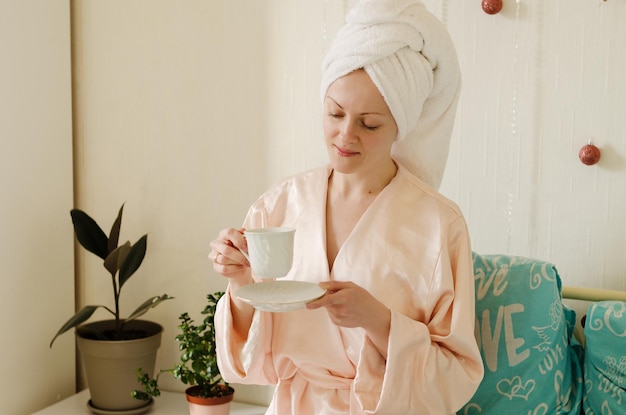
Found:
[209,227,255,338]
[209,227,253,285]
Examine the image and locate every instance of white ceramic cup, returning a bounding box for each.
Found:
[244,227,295,278]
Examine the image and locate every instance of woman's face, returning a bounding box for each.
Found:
[323,69,398,175]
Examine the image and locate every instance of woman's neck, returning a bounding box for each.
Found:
[329,160,398,199]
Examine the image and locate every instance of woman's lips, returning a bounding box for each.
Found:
[335,146,359,157]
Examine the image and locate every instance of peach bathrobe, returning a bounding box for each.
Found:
[215,165,483,414]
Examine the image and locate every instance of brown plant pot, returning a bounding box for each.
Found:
[76,319,162,412]
[185,385,235,415]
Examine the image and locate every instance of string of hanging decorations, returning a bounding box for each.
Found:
[481,0,604,167]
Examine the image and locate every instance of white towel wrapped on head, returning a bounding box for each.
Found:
[320,0,461,190]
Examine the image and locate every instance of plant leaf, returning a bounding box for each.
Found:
[103,241,131,276]
[50,305,101,347]
[118,234,148,288]
[70,209,109,260]
[126,294,174,322]
[108,204,124,255]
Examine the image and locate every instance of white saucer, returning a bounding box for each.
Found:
[236,280,325,312]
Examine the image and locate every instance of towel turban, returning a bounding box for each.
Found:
[320,0,461,189]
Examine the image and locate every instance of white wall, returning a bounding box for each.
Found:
[70,0,275,404]
[68,0,626,408]
[0,0,75,413]
[438,0,626,293]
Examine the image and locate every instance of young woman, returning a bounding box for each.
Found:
[209,1,483,413]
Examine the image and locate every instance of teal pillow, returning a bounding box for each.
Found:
[457,253,583,415]
[583,301,626,414]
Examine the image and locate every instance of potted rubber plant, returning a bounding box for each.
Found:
[132,291,235,415]
[50,203,173,413]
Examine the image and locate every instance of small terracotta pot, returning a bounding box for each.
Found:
[185,385,235,415]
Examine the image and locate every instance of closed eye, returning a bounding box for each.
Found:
[362,123,379,131]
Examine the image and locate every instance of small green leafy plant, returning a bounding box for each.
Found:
[50,204,173,347]
[132,292,233,400]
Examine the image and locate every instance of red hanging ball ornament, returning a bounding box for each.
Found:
[482,0,503,14]
[579,142,601,166]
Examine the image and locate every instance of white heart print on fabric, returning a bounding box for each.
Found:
[496,376,536,400]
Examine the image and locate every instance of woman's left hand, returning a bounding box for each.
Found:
[307,280,391,357]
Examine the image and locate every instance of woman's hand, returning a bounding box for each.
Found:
[209,227,255,338]
[307,281,391,358]
[209,227,253,286]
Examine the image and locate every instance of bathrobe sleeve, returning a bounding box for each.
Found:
[215,290,278,385]
[351,215,483,414]
[215,170,325,387]
[215,194,279,386]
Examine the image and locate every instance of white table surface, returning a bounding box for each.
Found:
[33,389,267,415]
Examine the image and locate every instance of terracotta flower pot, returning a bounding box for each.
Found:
[76,319,162,412]
[185,385,235,415]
